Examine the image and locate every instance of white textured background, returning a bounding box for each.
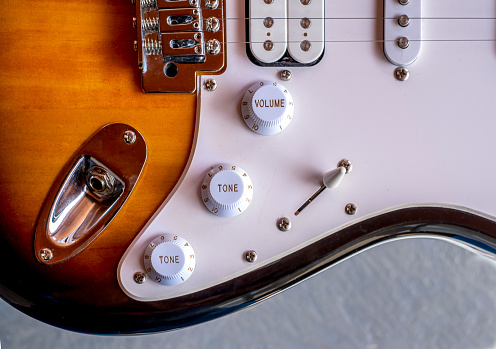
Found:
[2,238,496,349]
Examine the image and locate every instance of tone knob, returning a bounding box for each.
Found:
[143,233,195,286]
[201,164,253,217]
[241,81,295,135]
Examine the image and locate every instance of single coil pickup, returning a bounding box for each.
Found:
[159,8,202,32]
[162,32,205,63]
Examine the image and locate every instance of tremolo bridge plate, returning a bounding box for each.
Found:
[137,0,226,93]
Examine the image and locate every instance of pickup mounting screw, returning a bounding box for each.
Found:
[123,130,136,144]
[205,78,218,91]
[345,203,357,215]
[39,247,53,262]
[133,272,146,284]
[395,67,410,81]
[280,70,292,81]
[277,217,292,231]
[245,250,257,263]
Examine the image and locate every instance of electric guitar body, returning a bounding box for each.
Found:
[1,0,496,334]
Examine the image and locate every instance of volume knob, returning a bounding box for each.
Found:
[144,234,195,286]
[241,81,295,135]
[201,164,254,217]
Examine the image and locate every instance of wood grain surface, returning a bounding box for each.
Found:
[0,0,195,309]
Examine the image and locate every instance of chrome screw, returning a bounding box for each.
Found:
[123,130,136,144]
[395,67,410,81]
[245,250,257,263]
[398,0,409,4]
[398,37,410,49]
[204,78,218,91]
[206,39,221,55]
[277,217,292,231]
[300,40,311,52]
[264,17,274,28]
[345,203,357,215]
[134,272,146,284]
[264,40,274,51]
[398,15,410,27]
[280,70,292,81]
[338,159,353,174]
[205,0,219,10]
[205,17,220,33]
[39,247,53,262]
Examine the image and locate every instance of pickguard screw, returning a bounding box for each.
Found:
[245,250,257,263]
[280,70,292,81]
[338,159,353,174]
[345,203,357,215]
[277,217,292,231]
[395,67,410,81]
[205,78,218,91]
[123,130,136,144]
[133,272,146,284]
[39,247,53,262]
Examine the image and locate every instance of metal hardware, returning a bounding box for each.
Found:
[123,130,136,144]
[280,70,292,81]
[398,14,410,27]
[205,17,220,33]
[143,38,162,55]
[277,217,292,232]
[245,250,257,263]
[134,272,146,284]
[205,0,219,10]
[136,0,226,92]
[398,37,410,49]
[395,67,410,81]
[338,159,352,174]
[206,39,221,55]
[132,17,137,29]
[300,40,311,52]
[295,163,350,216]
[142,16,159,32]
[133,40,138,52]
[345,203,357,215]
[39,248,53,262]
[34,124,147,265]
[264,17,274,28]
[398,0,409,4]
[264,0,274,4]
[264,40,274,51]
[300,17,311,29]
[204,78,217,91]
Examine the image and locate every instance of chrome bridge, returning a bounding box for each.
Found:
[136,0,225,92]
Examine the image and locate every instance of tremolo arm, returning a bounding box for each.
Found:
[136,0,226,92]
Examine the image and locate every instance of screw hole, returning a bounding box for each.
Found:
[164,63,178,78]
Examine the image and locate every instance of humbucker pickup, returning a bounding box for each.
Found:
[136,0,226,92]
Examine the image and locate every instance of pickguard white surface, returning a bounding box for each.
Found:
[119,0,496,301]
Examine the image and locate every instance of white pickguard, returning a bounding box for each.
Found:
[119,0,496,301]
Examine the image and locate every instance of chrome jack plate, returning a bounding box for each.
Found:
[34,124,147,265]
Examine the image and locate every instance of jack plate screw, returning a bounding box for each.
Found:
[39,247,53,262]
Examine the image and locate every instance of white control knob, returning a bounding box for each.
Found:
[241,81,294,135]
[201,164,253,217]
[144,234,195,286]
